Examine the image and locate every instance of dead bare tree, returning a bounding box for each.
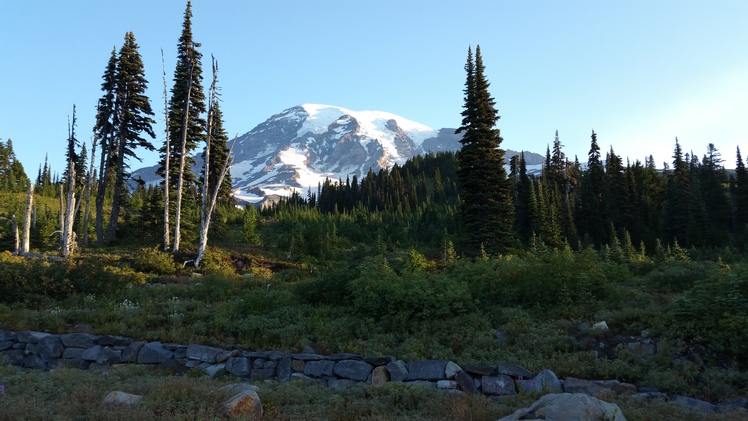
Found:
[195,58,236,267]
[161,49,171,252]
[82,136,97,247]
[61,158,77,257]
[20,182,34,254]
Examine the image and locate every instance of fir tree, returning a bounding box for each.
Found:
[105,32,157,244]
[455,45,515,255]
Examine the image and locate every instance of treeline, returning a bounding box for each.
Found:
[265,136,748,258]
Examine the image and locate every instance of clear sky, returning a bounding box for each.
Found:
[1,0,747,177]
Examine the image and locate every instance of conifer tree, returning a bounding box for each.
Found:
[663,138,691,245]
[734,147,748,231]
[93,48,119,245]
[455,45,515,255]
[105,32,156,244]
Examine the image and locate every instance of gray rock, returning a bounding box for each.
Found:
[437,380,458,389]
[304,360,335,377]
[219,383,259,397]
[407,360,448,381]
[717,397,748,412]
[334,360,373,381]
[121,341,145,363]
[203,363,226,378]
[103,391,143,406]
[267,350,285,360]
[632,391,668,400]
[173,346,188,359]
[96,335,131,347]
[465,364,496,376]
[137,341,174,364]
[327,353,363,361]
[289,353,323,361]
[62,347,85,359]
[516,369,562,394]
[455,370,479,395]
[16,331,50,344]
[499,393,627,421]
[498,363,533,379]
[252,358,266,369]
[0,330,17,341]
[671,395,717,414]
[592,321,609,330]
[223,389,263,419]
[563,378,608,396]
[186,344,224,363]
[22,354,46,369]
[216,350,238,363]
[445,361,462,379]
[0,341,13,351]
[225,357,251,377]
[263,360,277,369]
[243,351,270,359]
[37,335,64,362]
[364,356,395,366]
[481,375,516,395]
[386,360,409,382]
[60,333,96,348]
[81,345,103,361]
[2,349,25,365]
[277,355,292,381]
[96,347,122,365]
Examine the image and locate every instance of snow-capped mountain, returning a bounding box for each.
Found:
[131,104,544,204]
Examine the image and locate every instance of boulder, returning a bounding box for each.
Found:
[371,365,390,385]
[407,360,448,381]
[103,391,143,406]
[219,383,259,397]
[250,368,275,380]
[717,397,748,412]
[216,350,239,363]
[37,335,64,362]
[464,364,496,376]
[437,380,458,389]
[455,370,479,395]
[16,331,50,344]
[499,393,627,421]
[0,341,13,351]
[225,357,251,377]
[291,359,306,373]
[203,363,226,378]
[186,344,225,363]
[304,360,335,378]
[445,361,462,379]
[387,360,408,382]
[96,335,131,347]
[60,333,96,348]
[277,355,293,381]
[96,347,123,365]
[223,389,263,419]
[288,353,323,361]
[121,341,145,363]
[671,395,717,414]
[364,356,395,366]
[563,378,608,396]
[498,363,533,379]
[62,347,86,360]
[137,341,174,364]
[481,375,516,395]
[334,360,373,381]
[0,330,17,341]
[516,369,562,394]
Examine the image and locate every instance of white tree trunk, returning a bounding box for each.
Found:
[21,182,34,254]
[162,49,171,252]
[61,160,76,258]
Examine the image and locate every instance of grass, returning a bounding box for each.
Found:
[0,364,746,420]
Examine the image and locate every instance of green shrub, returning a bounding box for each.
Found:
[130,247,178,275]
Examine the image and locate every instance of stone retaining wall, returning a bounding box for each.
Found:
[0,329,745,414]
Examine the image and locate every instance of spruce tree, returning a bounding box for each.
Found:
[160,0,206,188]
[105,32,156,244]
[455,45,515,255]
[93,48,119,245]
[734,147,748,231]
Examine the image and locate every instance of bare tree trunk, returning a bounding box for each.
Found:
[12,215,19,255]
[21,182,34,254]
[162,50,171,252]
[59,184,64,250]
[61,159,76,257]
[172,64,194,253]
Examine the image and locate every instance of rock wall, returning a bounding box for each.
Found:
[0,329,745,414]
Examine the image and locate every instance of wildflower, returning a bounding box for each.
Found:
[102,370,109,377]
[0,384,5,395]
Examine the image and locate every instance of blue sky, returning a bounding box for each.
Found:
[1,0,747,176]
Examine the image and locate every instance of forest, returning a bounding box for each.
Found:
[1,1,748,420]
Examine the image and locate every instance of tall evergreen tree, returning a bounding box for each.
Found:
[578,130,607,245]
[734,147,748,231]
[159,0,206,188]
[455,45,515,255]
[201,99,233,206]
[94,48,119,245]
[105,32,156,244]
[663,138,691,245]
